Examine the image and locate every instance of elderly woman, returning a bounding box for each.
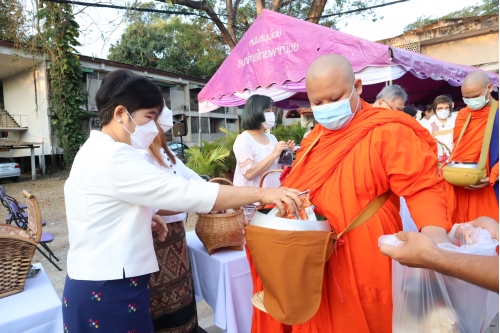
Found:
[233,95,294,188]
[62,70,301,332]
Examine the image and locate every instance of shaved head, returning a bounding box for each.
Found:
[306,54,355,85]
[461,70,493,106]
[463,71,491,88]
[306,54,362,114]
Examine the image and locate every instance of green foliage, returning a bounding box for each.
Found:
[185,144,230,177]
[108,2,228,79]
[403,0,498,32]
[39,2,87,166]
[214,127,239,174]
[272,122,309,144]
[0,1,27,41]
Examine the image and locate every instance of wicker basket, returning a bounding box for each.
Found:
[0,191,42,298]
[195,178,246,255]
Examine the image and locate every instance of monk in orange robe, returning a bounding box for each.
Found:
[445,71,499,223]
[247,54,452,333]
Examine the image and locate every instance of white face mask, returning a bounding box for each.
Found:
[262,112,276,130]
[119,110,159,149]
[436,109,450,120]
[157,107,173,132]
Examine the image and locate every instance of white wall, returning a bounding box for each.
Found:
[2,61,52,158]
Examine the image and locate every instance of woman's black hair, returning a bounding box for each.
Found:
[241,95,273,130]
[96,69,164,127]
[402,106,417,118]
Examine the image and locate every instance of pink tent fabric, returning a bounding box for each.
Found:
[198,9,391,111]
[198,10,499,112]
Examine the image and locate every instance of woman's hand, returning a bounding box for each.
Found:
[272,141,290,159]
[259,187,302,217]
[286,140,295,151]
[152,215,168,241]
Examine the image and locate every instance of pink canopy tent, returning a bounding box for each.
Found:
[198,10,498,113]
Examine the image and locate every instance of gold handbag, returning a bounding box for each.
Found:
[442,100,498,187]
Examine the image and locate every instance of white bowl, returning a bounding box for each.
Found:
[249,211,332,232]
[448,162,479,169]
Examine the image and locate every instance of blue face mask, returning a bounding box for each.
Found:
[311,86,359,130]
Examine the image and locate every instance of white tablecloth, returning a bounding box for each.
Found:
[186,231,253,333]
[0,263,63,333]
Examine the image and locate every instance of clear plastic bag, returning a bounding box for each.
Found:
[379,227,499,333]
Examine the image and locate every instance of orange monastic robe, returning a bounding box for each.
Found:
[248,100,451,333]
[445,103,499,223]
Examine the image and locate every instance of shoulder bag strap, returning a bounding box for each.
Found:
[478,99,498,169]
[448,112,472,163]
[336,191,392,239]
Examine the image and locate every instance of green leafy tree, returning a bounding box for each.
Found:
[155,0,388,49]
[404,0,498,32]
[108,3,228,78]
[39,2,87,166]
[0,1,26,41]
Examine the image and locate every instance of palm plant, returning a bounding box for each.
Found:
[185,144,230,177]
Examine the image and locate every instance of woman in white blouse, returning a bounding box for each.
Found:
[62,70,302,332]
[429,95,456,162]
[233,95,294,188]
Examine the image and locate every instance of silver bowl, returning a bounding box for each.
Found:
[448,162,479,169]
[249,211,332,232]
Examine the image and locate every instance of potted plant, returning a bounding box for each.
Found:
[214,127,239,181]
[185,144,230,178]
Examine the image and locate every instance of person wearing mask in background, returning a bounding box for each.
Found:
[371,84,407,111]
[135,105,206,333]
[419,104,436,133]
[445,71,499,224]
[233,95,294,188]
[62,70,303,332]
[249,54,452,333]
[430,95,456,163]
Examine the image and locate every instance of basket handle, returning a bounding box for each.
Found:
[209,177,234,186]
[258,170,283,188]
[434,138,452,155]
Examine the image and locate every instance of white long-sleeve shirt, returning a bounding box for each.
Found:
[137,148,204,223]
[64,131,219,280]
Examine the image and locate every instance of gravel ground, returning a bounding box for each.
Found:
[1,171,497,332]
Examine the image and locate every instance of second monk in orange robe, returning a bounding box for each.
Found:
[445,71,499,223]
[248,54,452,333]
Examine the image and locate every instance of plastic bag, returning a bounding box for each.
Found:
[379,227,499,333]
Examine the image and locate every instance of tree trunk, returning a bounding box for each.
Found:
[306,0,328,24]
[159,0,237,49]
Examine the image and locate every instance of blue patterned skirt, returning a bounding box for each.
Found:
[62,274,153,333]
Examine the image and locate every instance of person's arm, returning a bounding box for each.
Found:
[110,145,302,216]
[233,133,288,181]
[380,231,499,293]
[376,124,452,242]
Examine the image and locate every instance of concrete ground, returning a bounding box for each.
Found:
[2,171,497,332]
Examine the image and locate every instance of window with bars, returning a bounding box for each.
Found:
[191,116,209,133]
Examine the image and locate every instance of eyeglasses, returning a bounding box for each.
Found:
[436,107,450,111]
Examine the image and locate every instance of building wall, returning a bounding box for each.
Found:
[2,62,52,158]
[421,33,499,70]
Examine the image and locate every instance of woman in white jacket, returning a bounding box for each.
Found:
[62,69,302,333]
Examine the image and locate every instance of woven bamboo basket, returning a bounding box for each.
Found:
[195,178,246,255]
[0,191,42,298]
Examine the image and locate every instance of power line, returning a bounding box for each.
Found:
[309,0,410,20]
[42,0,212,19]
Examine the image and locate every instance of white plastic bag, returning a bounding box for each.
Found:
[379,227,499,333]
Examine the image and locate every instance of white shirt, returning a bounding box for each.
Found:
[233,131,280,188]
[65,131,219,280]
[430,116,456,158]
[137,148,204,223]
[419,118,433,133]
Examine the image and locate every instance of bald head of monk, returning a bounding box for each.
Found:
[462,71,493,110]
[306,55,363,122]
